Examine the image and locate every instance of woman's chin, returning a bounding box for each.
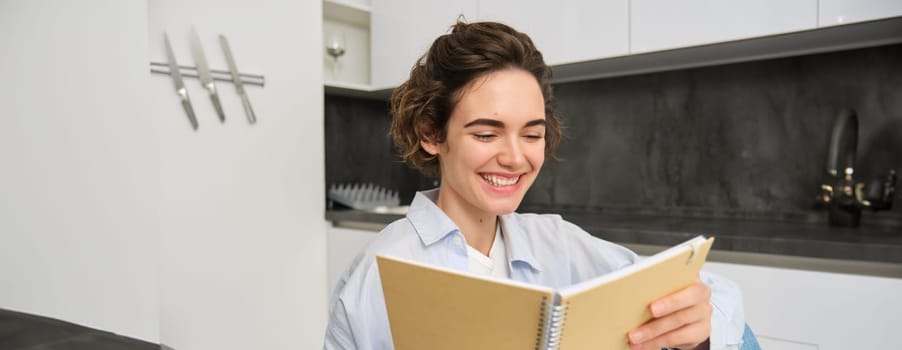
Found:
[480,187,533,214]
[482,199,524,216]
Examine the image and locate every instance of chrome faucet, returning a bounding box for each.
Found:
[817,109,896,226]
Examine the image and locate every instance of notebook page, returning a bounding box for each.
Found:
[378,255,555,350]
[557,235,708,297]
[554,236,713,350]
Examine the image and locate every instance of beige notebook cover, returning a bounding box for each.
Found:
[377,236,714,350]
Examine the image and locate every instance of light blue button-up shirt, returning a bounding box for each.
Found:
[325,189,745,349]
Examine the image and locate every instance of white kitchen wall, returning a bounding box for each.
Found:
[0,0,160,342]
[148,0,327,349]
[0,0,326,347]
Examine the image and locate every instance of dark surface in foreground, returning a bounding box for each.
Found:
[0,309,157,350]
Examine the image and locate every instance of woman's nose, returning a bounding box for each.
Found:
[497,138,526,168]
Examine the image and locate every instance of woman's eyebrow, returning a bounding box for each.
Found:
[463,118,504,128]
[463,118,546,128]
[525,119,546,127]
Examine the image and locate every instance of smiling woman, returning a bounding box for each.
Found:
[324,20,750,350]
[388,21,563,179]
[419,69,548,254]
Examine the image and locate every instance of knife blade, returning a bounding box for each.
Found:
[190,28,225,123]
[164,33,198,130]
[219,34,257,124]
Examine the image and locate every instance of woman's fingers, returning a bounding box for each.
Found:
[630,319,711,350]
[649,279,711,317]
[627,279,713,350]
[628,301,711,344]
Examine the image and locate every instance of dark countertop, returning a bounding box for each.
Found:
[0,308,158,350]
[326,209,902,265]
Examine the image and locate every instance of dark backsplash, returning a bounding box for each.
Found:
[324,95,436,206]
[325,43,902,221]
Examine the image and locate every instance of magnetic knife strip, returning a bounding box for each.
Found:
[152,31,264,130]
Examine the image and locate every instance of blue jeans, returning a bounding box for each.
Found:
[661,324,761,350]
[739,324,762,350]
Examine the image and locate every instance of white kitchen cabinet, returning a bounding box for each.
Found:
[819,0,902,27]
[324,0,372,87]
[630,0,818,53]
[328,0,372,10]
[370,0,478,89]
[478,0,629,65]
[351,0,900,92]
[324,18,371,86]
[704,261,902,349]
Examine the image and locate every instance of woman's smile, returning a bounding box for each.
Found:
[480,173,521,187]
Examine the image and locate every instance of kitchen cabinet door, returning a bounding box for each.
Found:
[630,0,817,54]
[704,261,902,349]
[370,0,478,89]
[819,0,902,27]
[478,0,629,65]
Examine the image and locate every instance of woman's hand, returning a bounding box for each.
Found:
[627,279,712,350]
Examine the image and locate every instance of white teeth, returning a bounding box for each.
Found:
[481,174,519,186]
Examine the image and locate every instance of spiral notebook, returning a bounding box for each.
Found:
[377,235,714,350]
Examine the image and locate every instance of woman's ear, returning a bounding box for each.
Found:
[420,139,440,156]
[418,122,441,156]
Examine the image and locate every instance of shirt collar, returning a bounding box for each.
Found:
[499,213,542,272]
[406,188,542,272]
[406,189,459,246]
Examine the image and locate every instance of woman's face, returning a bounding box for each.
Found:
[421,68,546,217]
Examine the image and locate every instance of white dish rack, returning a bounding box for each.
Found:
[328,183,401,211]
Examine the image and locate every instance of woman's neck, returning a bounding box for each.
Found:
[435,187,497,256]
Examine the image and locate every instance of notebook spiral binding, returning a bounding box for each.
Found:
[535,296,549,349]
[537,297,568,350]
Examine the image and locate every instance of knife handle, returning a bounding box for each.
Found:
[240,93,257,124]
[210,93,225,123]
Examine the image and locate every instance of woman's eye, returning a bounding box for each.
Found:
[524,134,544,142]
[474,133,496,141]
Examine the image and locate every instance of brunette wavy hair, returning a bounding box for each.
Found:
[389,20,562,178]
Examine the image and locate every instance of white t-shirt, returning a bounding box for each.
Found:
[465,224,509,278]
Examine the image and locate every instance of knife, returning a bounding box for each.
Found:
[219,34,257,124]
[190,28,225,122]
[163,33,199,130]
